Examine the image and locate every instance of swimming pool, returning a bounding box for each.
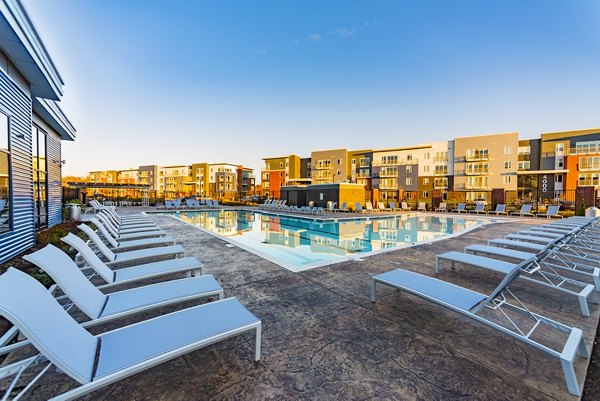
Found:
[169,210,495,272]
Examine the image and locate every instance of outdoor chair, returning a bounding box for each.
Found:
[401,202,411,211]
[23,244,223,327]
[451,203,466,213]
[62,233,204,286]
[536,205,563,219]
[365,202,375,213]
[87,218,175,251]
[96,214,167,240]
[435,250,598,316]
[355,203,365,213]
[0,268,261,401]
[434,203,447,212]
[371,265,589,396]
[469,203,487,214]
[417,202,427,212]
[510,204,534,217]
[76,224,186,266]
[488,204,507,215]
[335,202,349,213]
[389,201,400,211]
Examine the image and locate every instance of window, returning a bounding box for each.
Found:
[381,155,398,165]
[406,165,412,173]
[423,165,429,173]
[0,112,10,233]
[504,146,512,155]
[503,175,511,184]
[422,191,429,198]
[405,178,412,186]
[555,175,563,183]
[279,162,283,168]
[406,154,413,161]
[424,153,430,160]
[504,161,512,169]
[351,159,356,165]
[556,143,564,152]
[518,161,530,170]
[32,125,48,230]
[337,158,341,165]
[337,170,341,176]
[423,178,430,185]
[518,146,531,155]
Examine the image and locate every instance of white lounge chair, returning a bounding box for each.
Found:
[95,214,167,240]
[434,203,448,212]
[435,251,598,316]
[451,203,466,213]
[365,202,375,213]
[510,204,534,217]
[97,213,163,236]
[401,202,411,212]
[417,202,427,212]
[77,224,186,265]
[0,268,261,401]
[99,210,157,229]
[488,204,507,215]
[371,266,589,395]
[23,245,223,326]
[87,218,175,250]
[62,233,204,286]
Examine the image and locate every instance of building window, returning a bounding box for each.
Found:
[32,125,48,230]
[406,154,413,161]
[556,143,564,152]
[518,146,531,155]
[351,159,356,165]
[337,158,341,165]
[503,175,511,184]
[406,165,412,173]
[424,153,430,160]
[0,112,11,233]
[423,165,429,173]
[337,170,341,176]
[279,162,283,168]
[504,146,512,155]
[406,178,412,186]
[518,161,530,170]
[382,155,398,165]
[422,191,429,198]
[423,178,430,185]
[504,161,512,169]
[555,175,563,183]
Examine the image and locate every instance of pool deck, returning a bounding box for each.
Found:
[5,209,599,400]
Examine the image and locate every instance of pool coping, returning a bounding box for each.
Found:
[156,210,509,272]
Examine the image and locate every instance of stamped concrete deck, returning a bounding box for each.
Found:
[3,210,599,400]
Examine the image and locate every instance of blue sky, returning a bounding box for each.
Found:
[25,0,600,176]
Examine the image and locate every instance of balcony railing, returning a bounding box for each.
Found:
[580,163,600,171]
[433,179,448,189]
[465,154,489,161]
[465,168,489,175]
[569,146,600,155]
[433,156,448,163]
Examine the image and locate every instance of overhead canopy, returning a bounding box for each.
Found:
[66,182,151,189]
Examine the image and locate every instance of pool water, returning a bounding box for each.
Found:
[171,210,493,272]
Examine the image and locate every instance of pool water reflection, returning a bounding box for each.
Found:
[172,210,493,272]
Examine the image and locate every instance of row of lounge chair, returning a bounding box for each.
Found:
[436,202,563,218]
[162,198,220,209]
[0,203,261,400]
[371,216,600,395]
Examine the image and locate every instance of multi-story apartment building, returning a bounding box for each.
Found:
[209,163,238,200]
[237,166,255,198]
[190,162,209,197]
[159,165,191,199]
[540,128,600,194]
[310,149,349,184]
[89,170,117,184]
[453,132,519,202]
[261,154,308,198]
[138,165,160,191]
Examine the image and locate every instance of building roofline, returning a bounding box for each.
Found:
[261,154,301,160]
[0,0,64,99]
[33,97,76,141]
[541,127,600,136]
[454,131,518,140]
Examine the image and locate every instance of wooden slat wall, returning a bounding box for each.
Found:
[0,70,34,263]
[47,131,61,227]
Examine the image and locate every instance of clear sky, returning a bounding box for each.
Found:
[24,0,600,177]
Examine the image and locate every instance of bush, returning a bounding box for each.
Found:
[577,200,586,216]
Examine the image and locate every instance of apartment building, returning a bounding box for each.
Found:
[453,132,519,202]
[158,165,191,199]
[237,166,255,198]
[190,162,209,197]
[1,0,77,263]
[540,128,600,193]
[138,165,160,191]
[261,154,308,198]
[209,163,238,200]
[311,149,349,184]
[89,170,117,184]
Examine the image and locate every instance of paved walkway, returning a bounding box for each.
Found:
[5,212,599,400]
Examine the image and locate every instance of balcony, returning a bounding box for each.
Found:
[465,151,489,162]
[433,179,448,189]
[569,146,600,155]
[433,156,448,163]
[465,168,489,175]
[579,163,600,171]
